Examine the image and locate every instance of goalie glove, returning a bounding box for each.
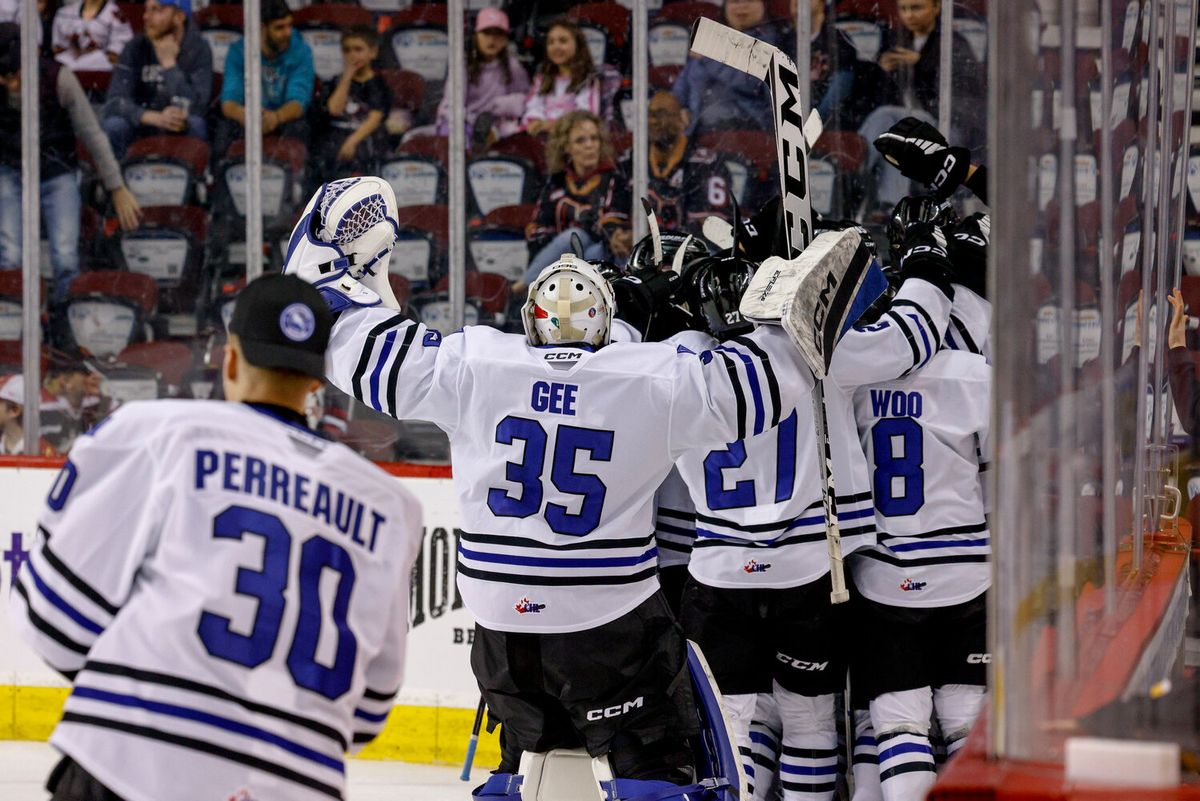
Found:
[897,221,955,300]
[873,116,971,202]
[947,213,990,299]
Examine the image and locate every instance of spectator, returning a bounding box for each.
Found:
[436,8,530,147]
[101,0,212,160]
[217,0,314,155]
[318,25,390,182]
[807,0,879,131]
[1167,288,1200,435]
[40,355,113,453]
[520,110,630,288]
[522,19,600,136]
[0,0,59,54]
[51,0,132,71]
[672,0,787,136]
[0,374,56,455]
[621,90,732,237]
[0,23,142,305]
[859,0,984,215]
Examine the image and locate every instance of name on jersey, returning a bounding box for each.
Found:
[531,380,579,416]
[194,450,386,554]
[869,389,924,418]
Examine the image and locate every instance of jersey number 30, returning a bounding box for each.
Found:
[198,506,358,700]
[487,415,614,536]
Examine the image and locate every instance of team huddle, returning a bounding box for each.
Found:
[9,57,990,801]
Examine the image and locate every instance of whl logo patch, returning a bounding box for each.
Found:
[514,596,545,614]
[900,578,927,592]
[743,559,772,573]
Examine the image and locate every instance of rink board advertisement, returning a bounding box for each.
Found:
[0,463,500,766]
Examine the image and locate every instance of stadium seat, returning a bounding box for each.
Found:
[73,70,113,104]
[117,340,194,396]
[655,1,722,25]
[435,271,509,324]
[488,133,546,175]
[952,15,987,62]
[295,5,375,81]
[397,134,449,168]
[122,135,209,208]
[468,154,542,218]
[117,2,144,34]
[835,0,899,27]
[482,203,536,231]
[648,19,691,67]
[195,5,243,75]
[386,5,449,84]
[649,64,683,89]
[568,2,630,67]
[65,271,158,359]
[378,67,426,118]
[1179,276,1200,315]
[697,130,777,206]
[381,153,446,207]
[0,270,43,343]
[411,291,482,329]
[468,227,529,284]
[833,18,886,62]
[222,136,308,221]
[393,204,448,286]
[388,274,413,309]
[109,206,208,313]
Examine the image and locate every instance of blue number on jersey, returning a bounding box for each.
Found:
[703,410,798,510]
[487,416,614,536]
[871,417,925,516]
[198,506,359,699]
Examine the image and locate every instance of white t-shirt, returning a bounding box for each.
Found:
[52,0,133,72]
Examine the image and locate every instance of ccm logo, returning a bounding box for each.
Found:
[586,697,644,721]
[776,653,829,671]
[967,653,991,664]
[934,153,958,189]
[543,351,582,361]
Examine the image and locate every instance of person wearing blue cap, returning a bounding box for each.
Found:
[101,0,212,159]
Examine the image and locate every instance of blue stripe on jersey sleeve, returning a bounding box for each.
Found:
[906,313,933,367]
[369,329,399,412]
[458,544,658,569]
[716,346,766,435]
[353,707,390,723]
[24,559,105,635]
[888,537,990,552]
[70,686,345,773]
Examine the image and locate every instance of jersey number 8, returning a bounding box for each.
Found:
[871,418,926,517]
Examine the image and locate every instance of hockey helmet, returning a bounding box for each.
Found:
[680,254,756,339]
[628,230,711,273]
[522,255,615,347]
[886,194,957,268]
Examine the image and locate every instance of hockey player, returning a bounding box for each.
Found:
[9,274,425,801]
[282,176,876,798]
[849,213,991,801]
[671,220,970,801]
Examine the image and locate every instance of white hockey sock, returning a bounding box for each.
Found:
[871,688,936,801]
[722,692,758,797]
[749,692,783,801]
[851,709,882,801]
[775,685,839,801]
[933,684,985,760]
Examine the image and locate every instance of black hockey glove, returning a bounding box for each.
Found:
[611,269,683,337]
[946,213,990,299]
[873,116,971,202]
[897,221,955,300]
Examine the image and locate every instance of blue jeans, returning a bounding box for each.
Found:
[102,114,208,160]
[0,168,81,304]
[523,228,610,285]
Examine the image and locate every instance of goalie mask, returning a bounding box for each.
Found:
[680,254,757,339]
[522,255,615,347]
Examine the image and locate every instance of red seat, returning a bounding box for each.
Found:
[698,130,777,180]
[812,130,867,172]
[123,135,210,208]
[73,70,112,96]
[834,0,899,26]
[610,130,633,159]
[764,0,791,22]
[117,340,193,388]
[117,2,144,34]
[194,5,244,29]
[0,342,48,372]
[487,133,546,175]
[378,68,425,113]
[125,135,209,176]
[294,4,373,28]
[0,269,45,302]
[650,64,683,89]
[395,204,449,252]
[70,271,158,315]
[389,3,447,27]
[568,2,631,49]
[388,274,412,308]
[397,134,449,168]
[1179,277,1200,315]
[655,1,722,25]
[226,136,307,173]
[482,204,536,231]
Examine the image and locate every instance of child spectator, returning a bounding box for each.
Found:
[0,374,56,456]
[217,0,314,155]
[319,25,390,181]
[436,8,530,148]
[522,19,600,136]
[101,0,212,159]
[40,355,113,454]
[520,110,630,288]
[52,0,132,71]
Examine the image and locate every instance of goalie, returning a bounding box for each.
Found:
[280,176,883,800]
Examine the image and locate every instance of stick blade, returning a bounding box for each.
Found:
[688,16,774,80]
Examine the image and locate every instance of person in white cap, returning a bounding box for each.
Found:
[0,373,55,456]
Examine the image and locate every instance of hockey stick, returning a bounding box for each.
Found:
[460,698,486,781]
[689,18,850,604]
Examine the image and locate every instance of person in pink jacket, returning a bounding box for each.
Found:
[436,8,530,145]
[522,19,600,136]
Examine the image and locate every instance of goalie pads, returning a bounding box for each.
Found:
[739,229,887,379]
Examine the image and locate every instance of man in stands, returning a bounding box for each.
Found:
[101,0,212,159]
[216,0,313,156]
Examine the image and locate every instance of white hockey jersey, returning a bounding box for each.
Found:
[675,279,953,589]
[9,401,423,801]
[851,349,991,608]
[325,312,811,633]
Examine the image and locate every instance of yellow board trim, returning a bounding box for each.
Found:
[0,686,501,767]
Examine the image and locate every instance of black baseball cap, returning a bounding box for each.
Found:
[229,273,332,380]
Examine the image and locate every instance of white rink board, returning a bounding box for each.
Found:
[0,465,480,709]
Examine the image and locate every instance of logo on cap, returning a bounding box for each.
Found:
[280,303,316,342]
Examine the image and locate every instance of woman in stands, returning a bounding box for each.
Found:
[517,110,630,291]
[51,0,132,71]
[521,19,601,136]
[436,8,530,149]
